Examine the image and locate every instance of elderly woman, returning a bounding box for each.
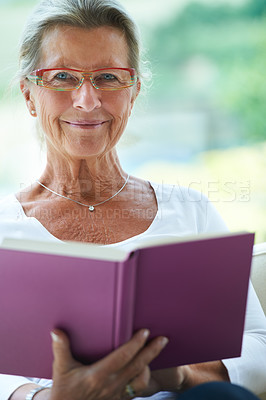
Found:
[0,0,265,400]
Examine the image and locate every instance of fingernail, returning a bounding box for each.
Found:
[50,331,60,342]
[143,329,150,339]
[161,337,169,347]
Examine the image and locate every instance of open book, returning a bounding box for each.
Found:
[0,231,254,378]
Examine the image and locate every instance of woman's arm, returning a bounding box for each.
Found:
[181,360,229,388]
[0,376,48,400]
[141,360,229,396]
[9,384,50,400]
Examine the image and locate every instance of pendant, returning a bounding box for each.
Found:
[89,206,95,212]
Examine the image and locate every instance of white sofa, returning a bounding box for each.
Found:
[251,243,266,400]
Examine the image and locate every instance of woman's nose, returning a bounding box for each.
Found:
[72,79,102,111]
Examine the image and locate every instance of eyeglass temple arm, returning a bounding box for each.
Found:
[26,75,42,84]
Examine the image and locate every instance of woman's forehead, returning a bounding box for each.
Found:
[39,25,129,69]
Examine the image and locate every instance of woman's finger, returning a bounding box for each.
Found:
[123,366,151,399]
[51,329,80,376]
[93,329,151,374]
[120,336,169,384]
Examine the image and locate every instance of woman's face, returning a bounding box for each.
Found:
[21,25,140,160]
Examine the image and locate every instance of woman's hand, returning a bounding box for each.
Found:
[135,366,188,396]
[49,329,169,400]
[141,361,230,396]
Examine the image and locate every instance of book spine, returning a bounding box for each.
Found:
[113,252,139,348]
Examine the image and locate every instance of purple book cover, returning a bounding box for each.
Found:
[134,234,253,369]
[0,232,254,378]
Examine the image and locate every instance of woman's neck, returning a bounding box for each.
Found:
[38,150,127,202]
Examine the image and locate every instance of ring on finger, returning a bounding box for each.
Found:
[125,383,136,398]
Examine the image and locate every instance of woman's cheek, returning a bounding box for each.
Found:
[36,92,67,142]
[108,90,133,128]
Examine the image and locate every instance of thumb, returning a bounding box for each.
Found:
[51,329,79,375]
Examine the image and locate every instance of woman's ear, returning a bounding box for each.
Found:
[20,79,37,117]
[136,79,141,96]
[134,79,141,100]
[130,79,141,113]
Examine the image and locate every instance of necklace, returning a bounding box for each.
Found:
[36,174,130,212]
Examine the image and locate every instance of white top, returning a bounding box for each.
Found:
[0,182,265,399]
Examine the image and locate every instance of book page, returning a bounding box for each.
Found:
[1,238,128,262]
[1,230,249,262]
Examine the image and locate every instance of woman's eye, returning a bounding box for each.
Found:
[102,73,117,81]
[54,72,71,80]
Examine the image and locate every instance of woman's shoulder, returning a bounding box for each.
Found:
[0,194,26,244]
[150,181,209,204]
[0,193,22,218]
[150,181,228,234]
[0,193,59,243]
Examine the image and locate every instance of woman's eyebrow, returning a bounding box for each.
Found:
[47,65,116,71]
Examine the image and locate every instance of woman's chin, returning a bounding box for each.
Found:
[62,142,108,160]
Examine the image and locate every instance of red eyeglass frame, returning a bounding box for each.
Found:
[27,67,137,91]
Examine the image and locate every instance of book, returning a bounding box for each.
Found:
[0,231,254,379]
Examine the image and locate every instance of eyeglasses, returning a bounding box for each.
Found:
[27,67,137,91]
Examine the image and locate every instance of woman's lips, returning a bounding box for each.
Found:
[62,120,107,129]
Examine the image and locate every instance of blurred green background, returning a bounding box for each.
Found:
[1,0,266,242]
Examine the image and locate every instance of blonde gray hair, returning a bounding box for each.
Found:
[19,0,144,80]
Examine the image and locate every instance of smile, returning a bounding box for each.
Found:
[62,120,107,129]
